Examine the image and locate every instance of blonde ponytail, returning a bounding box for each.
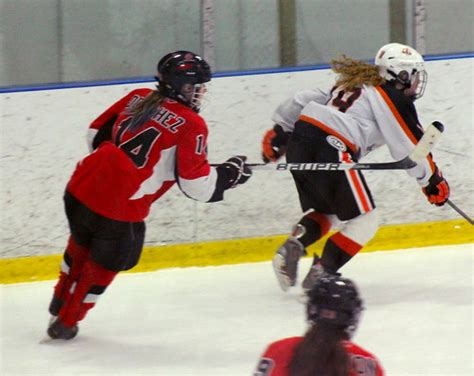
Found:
[331,55,385,91]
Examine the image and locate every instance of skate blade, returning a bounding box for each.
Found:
[297,290,309,304]
[48,315,57,326]
[39,336,54,344]
[272,254,292,292]
[39,315,57,344]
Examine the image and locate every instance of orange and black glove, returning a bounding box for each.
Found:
[422,166,450,206]
[261,124,291,163]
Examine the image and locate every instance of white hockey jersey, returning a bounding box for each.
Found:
[272,84,436,186]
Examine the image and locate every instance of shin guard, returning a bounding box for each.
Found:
[49,237,89,316]
[321,232,363,273]
[59,258,117,328]
[321,210,378,273]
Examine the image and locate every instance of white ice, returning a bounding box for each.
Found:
[1,243,473,376]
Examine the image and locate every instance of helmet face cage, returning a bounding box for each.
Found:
[375,43,428,99]
[177,82,208,113]
[408,70,427,99]
[306,276,364,338]
[156,51,211,112]
[190,83,208,112]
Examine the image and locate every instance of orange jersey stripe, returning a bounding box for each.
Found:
[375,86,418,145]
[376,86,436,173]
[427,153,436,173]
[299,114,357,153]
[341,153,371,213]
[349,169,371,212]
[331,232,363,256]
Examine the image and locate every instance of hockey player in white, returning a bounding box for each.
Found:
[261,43,450,292]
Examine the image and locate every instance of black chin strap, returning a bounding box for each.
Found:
[387,70,411,88]
[158,82,199,112]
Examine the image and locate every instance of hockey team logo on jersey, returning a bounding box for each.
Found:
[326,135,347,152]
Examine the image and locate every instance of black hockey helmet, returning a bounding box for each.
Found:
[306,274,363,338]
[156,50,211,112]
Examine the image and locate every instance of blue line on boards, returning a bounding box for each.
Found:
[0,52,472,94]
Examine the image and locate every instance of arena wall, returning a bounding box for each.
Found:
[1,57,473,282]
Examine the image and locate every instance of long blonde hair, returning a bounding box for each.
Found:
[331,55,385,90]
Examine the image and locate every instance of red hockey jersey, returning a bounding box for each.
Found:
[254,337,384,376]
[67,88,219,222]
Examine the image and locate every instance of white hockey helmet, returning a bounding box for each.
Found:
[375,43,427,99]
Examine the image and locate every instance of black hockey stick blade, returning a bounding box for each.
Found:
[446,199,474,225]
[245,121,444,171]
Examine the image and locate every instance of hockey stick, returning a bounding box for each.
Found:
[243,121,444,171]
[211,122,443,171]
[446,199,474,225]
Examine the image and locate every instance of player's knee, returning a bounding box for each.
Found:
[292,211,333,247]
[340,209,379,246]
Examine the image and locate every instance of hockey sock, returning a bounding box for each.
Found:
[59,258,117,328]
[50,237,89,316]
[321,232,363,274]
[320,210,378,273]
[295,212,331,248]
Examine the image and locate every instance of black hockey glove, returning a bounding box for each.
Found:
[262,124,290,163]
[216,155,252,189]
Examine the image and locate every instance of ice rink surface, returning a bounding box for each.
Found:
[1,243,473,376]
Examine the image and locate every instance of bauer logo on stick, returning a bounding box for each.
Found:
[276,163,341,171]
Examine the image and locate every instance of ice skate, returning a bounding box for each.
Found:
[301,255,327,292]
[272,238,306,291]
[48,296,63,317]
[47,317,78,340]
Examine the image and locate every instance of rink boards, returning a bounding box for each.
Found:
[1,219,472,284]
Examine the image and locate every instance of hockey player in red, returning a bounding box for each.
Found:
[253,275,384,376]
[47,51,252,340]
[262,43,450,292]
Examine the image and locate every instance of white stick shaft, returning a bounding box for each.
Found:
[409,121,444,162]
